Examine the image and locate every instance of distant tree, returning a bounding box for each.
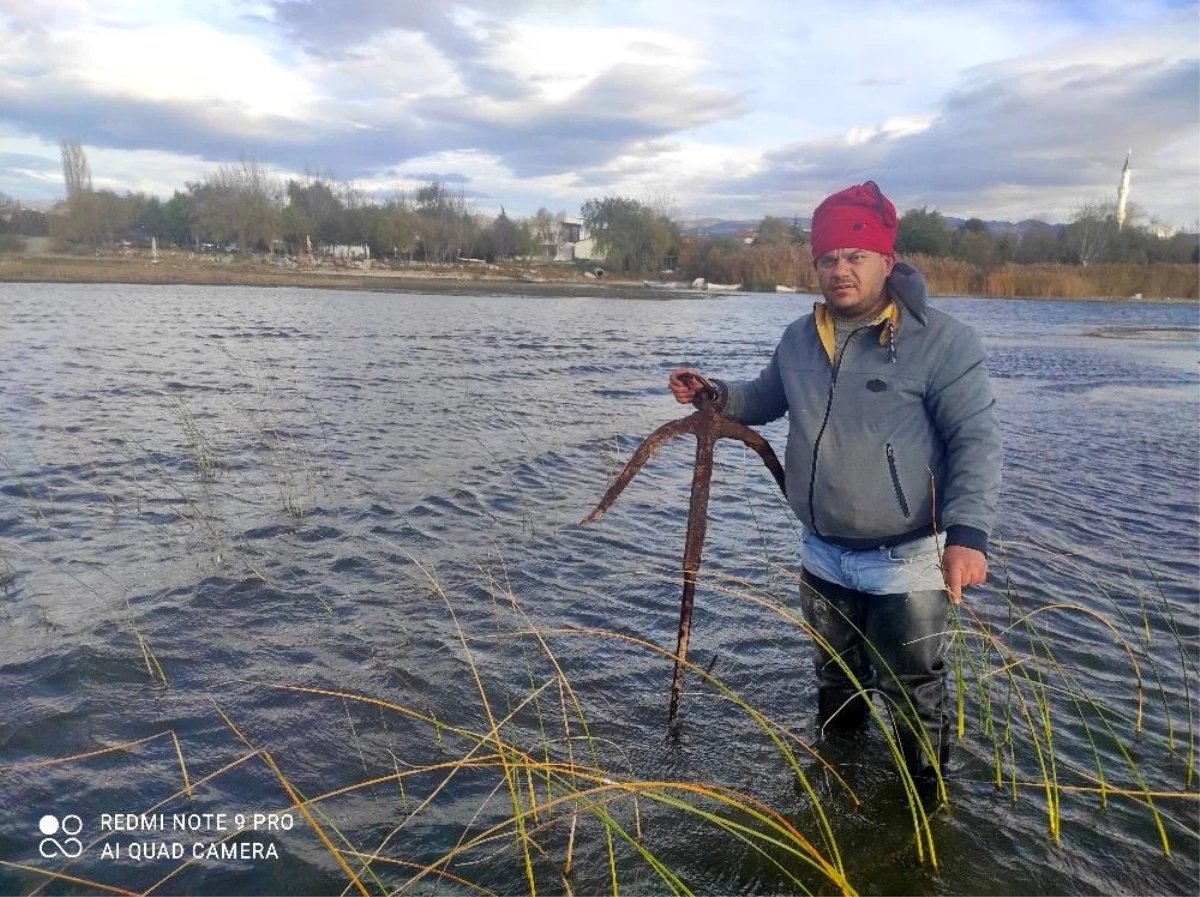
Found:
[953,230,994,268]
[1065,199,1118,266]
[1,202,47,237]
[136,196,169,240]
[994,233,1016,264]
[581,195,676,272]
[491,207,519,260]
[162,190,198,248]
[1111,223,1155,266]
[282,175,349,250]
[60,139,93,198]
[369,198,418,260]
[896,207,951,256]
[97,190,138,245]
[456,204,483,260]
[58,138,106,246]
[753,215,801,246]
[0,193,19,238]
[25,210,48,237]
[0,193,13,235]
[193,157,283,251]
[1014,224,1064,264]
[524,208,557,260]
[1160,229,1200,265]
[411,180,472,261]
[513,218,540,260]
[645,190,681,231]
[951,219,995,267]
[342,200,372,248]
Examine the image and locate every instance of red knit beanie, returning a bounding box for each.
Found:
[810,181,898,260]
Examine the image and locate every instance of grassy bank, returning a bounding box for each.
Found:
[1,248,1196,301]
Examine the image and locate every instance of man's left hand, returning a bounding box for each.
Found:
[942,545,987,605]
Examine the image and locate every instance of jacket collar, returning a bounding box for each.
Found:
[886,262,929,324]
[813,300,900,364]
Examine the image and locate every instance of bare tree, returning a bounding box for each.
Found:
[194,157,283,251]
[414,180,452,261]
[411,180,474,261]
[644,188,680,225]
[57,138,108,245]
[526,208,557,261]
[60,139,93,198]
[1067,198,1118,267]
[370,196,417,260]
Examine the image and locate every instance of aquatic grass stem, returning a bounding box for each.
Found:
[18,748,261,897]
[528,621,856,875]
[211,701,371,897]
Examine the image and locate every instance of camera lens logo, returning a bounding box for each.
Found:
[38,814,84,858]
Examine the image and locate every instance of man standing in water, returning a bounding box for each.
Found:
[668,182,1001,787]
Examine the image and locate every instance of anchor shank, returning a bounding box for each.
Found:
[668,421,717,733]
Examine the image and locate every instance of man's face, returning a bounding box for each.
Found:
[814,248,895,320]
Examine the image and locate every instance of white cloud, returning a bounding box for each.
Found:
[56,23,313,119]
[486,23,705,103]
[0,0,1195,227]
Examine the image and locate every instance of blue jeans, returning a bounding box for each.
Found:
[800,530,947,595]
[798,533,951,776]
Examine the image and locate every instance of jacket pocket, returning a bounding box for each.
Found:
[885,443,911,519]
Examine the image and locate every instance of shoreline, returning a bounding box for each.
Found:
[0,253,1193,303]
[0,253,727,301]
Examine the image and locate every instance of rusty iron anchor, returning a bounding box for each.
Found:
[581,373,787,735]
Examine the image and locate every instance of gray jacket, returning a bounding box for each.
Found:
[719,263,1001,554]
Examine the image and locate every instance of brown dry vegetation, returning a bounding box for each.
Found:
[0,251,622,295]
[680,243,820,292]
[679,242,1197,299]
[1,246,1196,301]
[912,255,1199,300]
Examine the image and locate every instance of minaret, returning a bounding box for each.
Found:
[1116,151,1131,230]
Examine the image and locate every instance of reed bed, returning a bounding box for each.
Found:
[3,250,1195,300]
[911,256,1199,300]
[679,243,821,293]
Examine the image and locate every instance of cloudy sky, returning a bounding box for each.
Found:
[1,0,1197,227]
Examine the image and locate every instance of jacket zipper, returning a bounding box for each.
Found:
[807,325,868,537]
[886,443,911,518]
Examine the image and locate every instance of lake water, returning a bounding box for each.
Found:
[1,283,1197,896]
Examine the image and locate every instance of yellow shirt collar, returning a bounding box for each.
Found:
[813,300,901,364]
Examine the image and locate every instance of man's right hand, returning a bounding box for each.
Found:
[668,367,707,404]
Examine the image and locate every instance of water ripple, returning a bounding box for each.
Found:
[0,284,1196,896]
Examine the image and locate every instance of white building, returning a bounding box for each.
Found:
[545,218,597,262]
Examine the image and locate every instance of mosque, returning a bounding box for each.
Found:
[1116,152,1131,231]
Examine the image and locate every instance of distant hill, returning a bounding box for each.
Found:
[682,216,1064,239]
[679,218,772,237]
[941,216,1064,237]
